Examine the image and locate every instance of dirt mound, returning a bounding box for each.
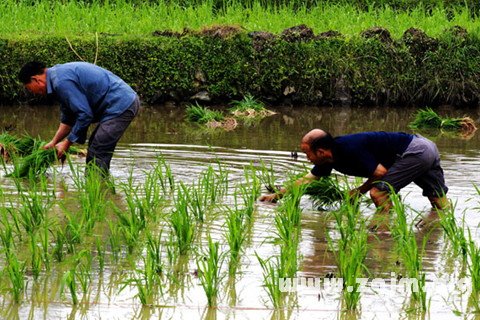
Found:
[361,27,392,43]
[249,31,276,51]
[152,29,188,38]
[280,24,315,42]
[199,25,243,39]
[316,30,344,39]
[402,28,438,61]
[445,25,468,39]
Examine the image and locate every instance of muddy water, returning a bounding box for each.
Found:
[1,104,480,319]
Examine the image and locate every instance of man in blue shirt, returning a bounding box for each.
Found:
[19,61,140,175]
[260,129,449,231]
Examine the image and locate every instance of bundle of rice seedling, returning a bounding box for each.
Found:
[305,176,344,207]
[185,103,224,124]
[409,108,442,129]
[0,132,40,160]
[410,108,477,135]
[6,148,59,178]
[264,175,344,207]
[229,94,275,118]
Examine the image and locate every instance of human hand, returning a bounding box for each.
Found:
[258,193,279,203]
[42,140,56,150]
[55,140,71,161]
[348,188,361,201]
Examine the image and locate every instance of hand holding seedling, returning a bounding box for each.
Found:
[258,193,280,203]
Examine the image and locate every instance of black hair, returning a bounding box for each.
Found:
[18,61,46,84]
[309,131,335,151]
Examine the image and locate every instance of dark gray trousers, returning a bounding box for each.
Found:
[86,97,140,173]
[375,135,448,197]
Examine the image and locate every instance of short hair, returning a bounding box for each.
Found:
[309,131,334,151]
[18,61,46,84]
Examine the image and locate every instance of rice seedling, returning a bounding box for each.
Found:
[123,256,160,306]
[465,228,480,294]
[272,183,306,278]
[196,236,224,307]
[145,230,165,276]
[200,164,229,204]
[76,252,93,302]
[52,225,66,262]
[328,192,368,310]
[152,155,175,196]
[0,209,15,255]
[12,178,52,235]
[170,188,196,255]
[258,161,279,194]
[95,237,105,271]
[4,251,26,303]
[108,221,123,263]
[409,107,477,134]
[61,269,78,305]
[63,208,85,252]
[166,233,179,268]
[181,182,207,223]
[29,231,43,280]
[437,202,468,259]
[113,205,145,254]
[224,205,247,276]
[68,160,108,233]
[39,221,51,271]
[389,192,428,311]
[61,251,92,305]
[256,254,283,309]
[240,164,261,220]
[185,103,224,124]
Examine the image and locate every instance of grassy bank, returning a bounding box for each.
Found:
[2,1,480,107]
[0,1,479,39]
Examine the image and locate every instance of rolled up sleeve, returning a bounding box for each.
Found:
[56,81,93,144]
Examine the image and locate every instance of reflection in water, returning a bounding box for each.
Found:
[0,104,479,318]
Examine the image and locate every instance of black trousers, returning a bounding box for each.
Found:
[86,97,140,173]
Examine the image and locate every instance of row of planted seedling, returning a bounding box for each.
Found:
[0,153,274,310]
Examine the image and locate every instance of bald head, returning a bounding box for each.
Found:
[301,129,327,145]
[301,129,334,151]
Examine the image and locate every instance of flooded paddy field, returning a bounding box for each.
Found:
[0,104,480,319]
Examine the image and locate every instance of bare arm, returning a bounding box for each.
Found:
[43,123,72,148]
[350,164,388,196]
[43,123,73,158]
[259,172,319,202]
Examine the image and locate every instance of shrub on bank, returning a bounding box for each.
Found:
[2,26,480,107]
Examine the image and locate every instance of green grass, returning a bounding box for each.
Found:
[0,1,479,39]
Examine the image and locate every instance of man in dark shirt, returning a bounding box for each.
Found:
[19,61,140,175]
[260,129,449,230]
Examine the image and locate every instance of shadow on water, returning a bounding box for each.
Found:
[1,104,480,318]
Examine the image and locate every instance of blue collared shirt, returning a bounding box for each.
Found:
[311,131,414,178]
[46,62,137,144]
